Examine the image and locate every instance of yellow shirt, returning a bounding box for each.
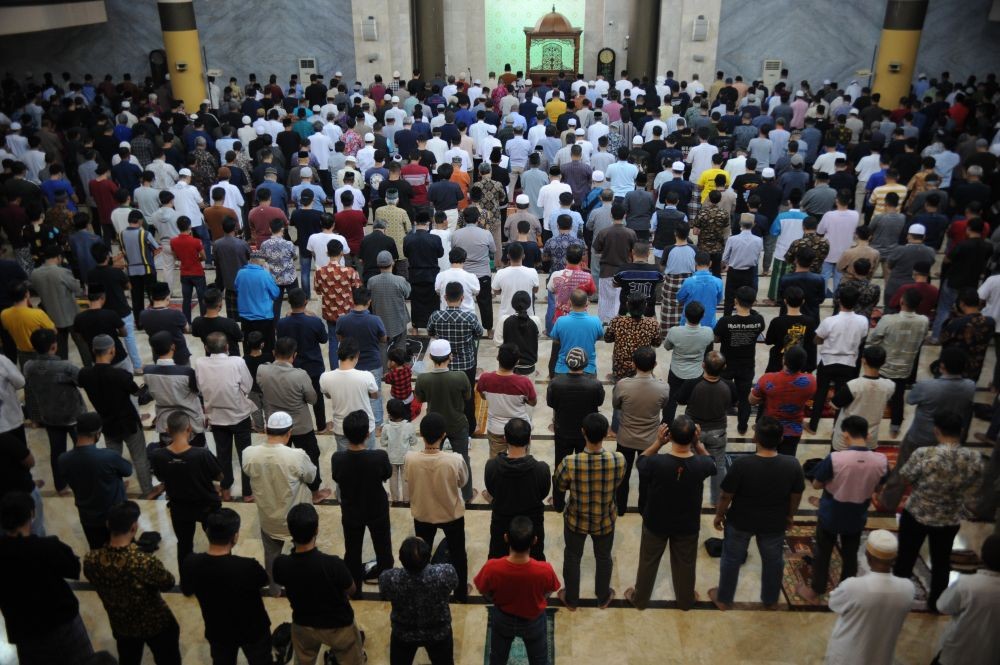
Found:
[0,306,55,352]
[697,168,730,202]
[545,99,567,123]
[870,183,908,216]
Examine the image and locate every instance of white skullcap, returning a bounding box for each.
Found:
[865,529,898,560]
[515,194,530,205]
[592,171,605,182]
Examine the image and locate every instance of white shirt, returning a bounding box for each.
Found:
[384,107,406,127]
[813,151,847,175]
[333,185,364,211]
[504,136,531,169]
[306,231,349,268]
[537,181,572,228]
[238,126,257,151]
[527,124,548,150]
[319,368,379,435]
[817,209,860,263]
[430,229,452,272]
[170,181,205,226]
[936,569,1000,665]
[587,122,610,146]
[308,131,331,169]
[492,265,539,318]
[356,145,377,174]
[978,274,1000,333]
[0,355,25,433]
[774,211,805,261]
[641,119,667,142]
[816,311,869,367]
[469,121,492,153]
[426,137,449,170]
[242,444,316,540]
[193,353,255,425]
[443,147,472,173]
[4,134,27,157]
[434,267,480,312]
[855,153,882,185]
[724,155,748,180]
[615,79,632,95]
[825,571,915,665]
[212,180,244,224]
[323,121,343,146]
[478,136,502,162]
[687,142,719,183]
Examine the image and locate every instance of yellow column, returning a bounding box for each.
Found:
[157,0,205,110]
[872,0,927,105]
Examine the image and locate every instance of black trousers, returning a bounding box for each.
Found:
[390,632,454,665]
[309,374,326,431]
[463,366,477,434]
[489,512,545,561]
[290,431,322,492]
[709,251,723,277]
[211,417,252,494]
[808,362,858,430]
[888,377,908,427]
[477,274,493,331]
[810,525,861,594]
[777,435,801,457]
[82,522,110,550]
[662,370,689,426]
[170,511,209,582]
[45,424,75,491]
[116,617,181,665]
[130,273,155,323]
[208,630,273,665]
[724,267,757,316]
[342,512,394,592]
[223,288,239,322]
[722,361,755,431]
[240,319,275,357]
[615,444,642,517]
[272,279,299,320]
[893,509,959,611]
[0,327,16,363]
[414,517,467,601]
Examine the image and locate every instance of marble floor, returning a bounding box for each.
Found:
[4,257,996,664]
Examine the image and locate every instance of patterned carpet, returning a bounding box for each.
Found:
[781,522,930,609]
[483,607,556,665]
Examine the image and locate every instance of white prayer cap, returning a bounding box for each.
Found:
[574,128,584,136]
[567,118,577,126]
[312,105,321,112]
[364,133,375,142]
[300,167,313,178]
[393,71,401,78]
[391,95,400,103]
[865,530,898,560]
[486,125,496,134]
[632,136,644,145]
[266,411,294,430]
[335,71,343,77]
[592,171,605,182]
[9,122,21,131]
[822,79,831,85]
[428,339,451,356]
[189,113,199,120]
[383,93,392,100]
[242,115,251,125]
[121,101,131,108]
[908,223,926,236]
[762,167,775,178]
[671,161,685,172]
[515,194,530,205]
[178,168,192,177]
[118,141,131,148]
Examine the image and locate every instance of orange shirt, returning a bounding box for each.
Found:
[451,171,471,210]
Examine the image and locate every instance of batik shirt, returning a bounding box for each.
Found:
[83,543,176,638]
[692,204,729,254]
[940,313,995,381]
[260,236,297,286]
[313,264,361,322]
[901,444,983,527]
[604,316,663,378]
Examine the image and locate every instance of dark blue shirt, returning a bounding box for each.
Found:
[57,445,131,526]
[335,310,386,371]
[276,312,328,377]
[256,181,288,213]
[778,271,826,321]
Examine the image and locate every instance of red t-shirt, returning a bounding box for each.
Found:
[401,163,431,204]
[334,210,366,255]
[473,557,560,620]
[89,178,120,225]
[171,233,205,276]
[946,218,991,246]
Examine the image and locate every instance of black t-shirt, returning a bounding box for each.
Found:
[721,454,805,533]
[73,308,127,365]
[272,548,355,628]
[330,449,392,523]
[78,364,141,438]
[0,535,81,642]
[243,351,272,392]
[778,272,826,322]
[764,313,818,372]
[637,453,716,535]
[0,432,34,496]
[191,316,243,356]
[613,262,664,317]
[379,178,413,213]
[502,314,539,366]
[714,311,765,366]
[140,307,191,365]
[501,241,541,269]
[290,209,324,253]
[945,238,992,290]
[426,181,464,212]
[148,446,223,519]
[732,173,763,214]
[181,553,271,644]
[546,374,606,439]
[358,232,399,282]
[88,265,132,316]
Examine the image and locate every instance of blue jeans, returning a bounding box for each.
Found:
[30,486,45,537]
[122,312,142,371]
[701,428,728,506]
[300,255,312,299]
[326,320,340,369]
[489,608,547,665]
[365,366,384,427]
[334,432,377,451]
[717,523,785,605]
[932,282,958,340]
[193,224,213,265]
[821,261,840,297]
[180,275,207,323]
[545,293,556,335]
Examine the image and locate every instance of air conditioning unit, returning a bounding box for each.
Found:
[298,57,318,82]
[762,59,782,89]
[362,16,378,41]
[691,15,709,41]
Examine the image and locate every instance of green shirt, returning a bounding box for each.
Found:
[415,368,472,435]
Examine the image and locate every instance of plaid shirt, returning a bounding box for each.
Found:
[427,307,482,371]
[384,365,413,400]
[555,448,626,536]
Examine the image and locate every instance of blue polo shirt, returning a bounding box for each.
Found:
[550,311,605,374]
[233,264,280,321]
[677,269,723,327]
[256,181,288,212]
[276,312,328,377]
[335,310,386,371]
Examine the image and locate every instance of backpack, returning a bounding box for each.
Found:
[272,623,294,664]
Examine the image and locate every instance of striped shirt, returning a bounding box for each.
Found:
[555,448,626,536]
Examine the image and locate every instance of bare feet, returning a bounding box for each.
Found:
[795,582,821,604]
[242,495,255,503]
[316,422,333,435]
[624,587,638,608]
[57,488,72,497]
[220,488,232,501]
[142,484,166,500]
[807,496,820,508]
[34,479,45,489]
[762,602,782,611]
[312,488,332,503]
[374,426,383,439]
[708,587,732,611]
[557,588,577,611]
[480,489,493,502]
[802,425,817,436]
[599,588,616,609]
[974,432,998,445]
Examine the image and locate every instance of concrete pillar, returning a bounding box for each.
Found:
[156,0,205,110]
[411,0,445,78]
[872,0,927,105]
[627,0,662,80]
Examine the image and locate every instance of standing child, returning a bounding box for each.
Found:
[242,331,271,432]
[381,398,419,502]
[384,347,418,419]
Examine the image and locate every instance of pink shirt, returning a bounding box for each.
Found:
[826,449,888,504]
[817,209,860,263]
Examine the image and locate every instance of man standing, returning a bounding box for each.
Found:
[320,337,380,453]
[403,213,445,331]
[272,504,366,664]
[691,190,730,276]
[212,217,250,319]
[709,416,804,610]
[84,501,180,665]
[451,208,496,336]
[869,289,929,437]
[335,287,389,429]
[749,346,815,456]
[234,252,280,356]
[817,190,860,292]
[884,223,936,307]
[181,509,273,665]
[331,410,394,593]
[313,239,361,368]
[76,336,152,497]
[368,251,411,354]
[406,413,471,602]
[823,530,915,665]
[676,251,723,329]
[625,416,716,610]
[277,288,330,431]
[195,332,256,501]
[56,411,132,549]
[933,535,1000,665]
[242,411,318,596]
[549,289,604,377]
[713,286,766,435]
[554,412,626,610]
[721,215,763,316]
[476,345,538,459]
[797,416,889,603]
[547,348,606,475]
[592,203,637,323]
[474,516,561,664]
[427,282,483,433]
[27,244,82,360]
[483,418,551,560]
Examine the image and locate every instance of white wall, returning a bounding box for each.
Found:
[351,0,412,86]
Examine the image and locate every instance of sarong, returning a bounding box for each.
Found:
[659,272,691,333]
